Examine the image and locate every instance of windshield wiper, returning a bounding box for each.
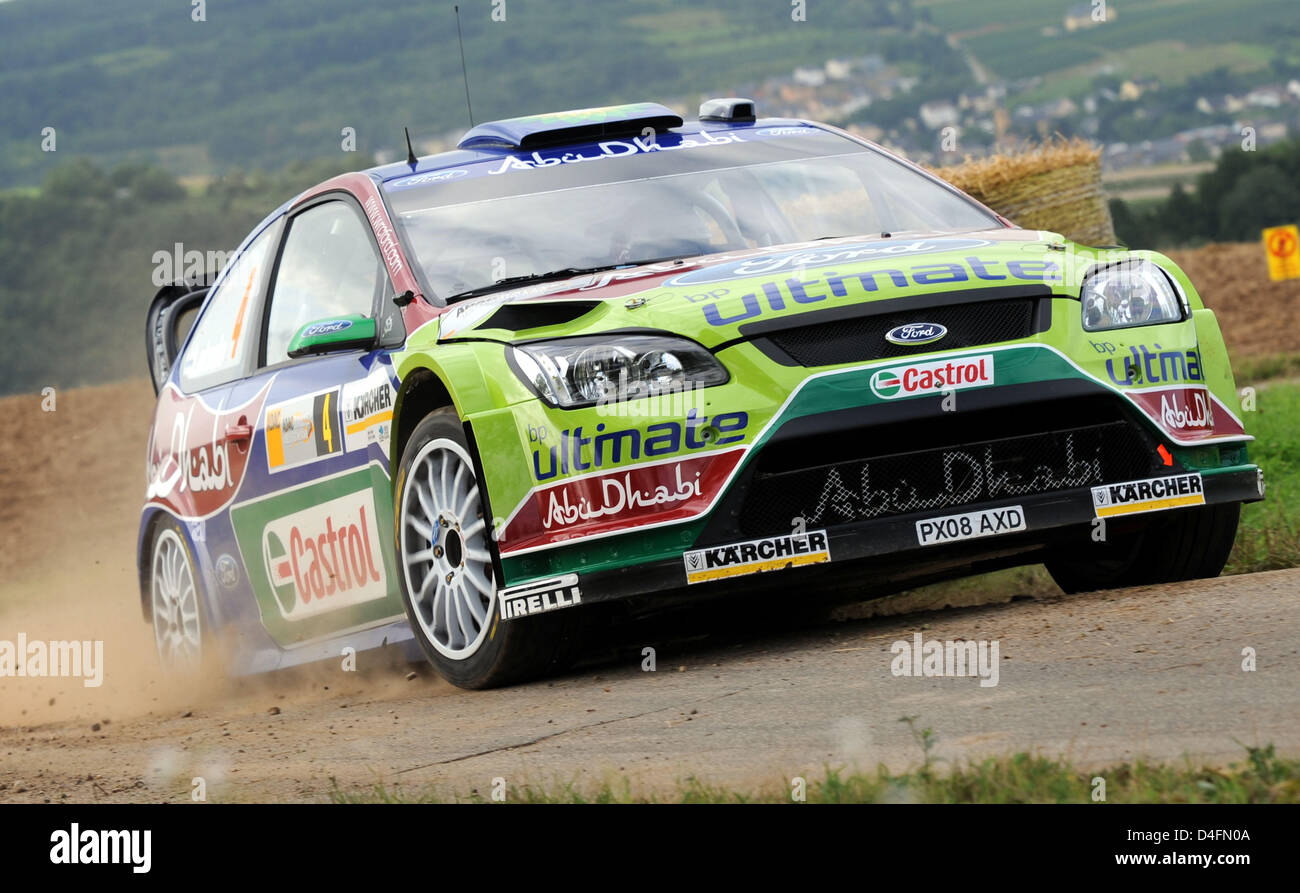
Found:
[810,230,919,241]
[443,256,688,303]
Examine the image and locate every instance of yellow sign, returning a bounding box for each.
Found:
[1264,224,1300,281]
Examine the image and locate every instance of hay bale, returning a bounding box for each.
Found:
[933,137,1117,246]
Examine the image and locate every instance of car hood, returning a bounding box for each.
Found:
[431,228,1076,349]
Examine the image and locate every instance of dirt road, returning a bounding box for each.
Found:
[0,380,1296,803]
[2,566,1296,803]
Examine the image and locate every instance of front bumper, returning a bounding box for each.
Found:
[478,329,1258,608]
[564,464,1261,607]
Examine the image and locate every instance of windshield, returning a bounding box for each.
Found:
[384,129,1001,301]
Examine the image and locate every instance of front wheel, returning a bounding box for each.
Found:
[395,408,581,689]
[1045,502,1241,594]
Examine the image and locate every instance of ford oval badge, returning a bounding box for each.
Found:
[303,320,353,337]
[885,322,948,346]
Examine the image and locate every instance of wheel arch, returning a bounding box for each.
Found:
[390,361,510,607]
[392,366,456,478]
[137,509,168,622]
[137,508,213,628]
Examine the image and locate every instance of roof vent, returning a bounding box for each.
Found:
[698,98,757,123]
[458,102,684,151]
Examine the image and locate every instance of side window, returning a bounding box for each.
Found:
[179,225,276,392]
[263,201,386,367]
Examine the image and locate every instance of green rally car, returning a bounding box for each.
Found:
[141,100,1263,689]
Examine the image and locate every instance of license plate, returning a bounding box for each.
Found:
[915,505,1026,546]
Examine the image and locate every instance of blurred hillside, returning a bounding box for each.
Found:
[3,0,1298,186]
[0,158,352,396]
[2,142,1298,398]
[3,0,1300,397]
[0,0,919,186]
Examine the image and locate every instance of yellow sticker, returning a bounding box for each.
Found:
[683,531,830,585]
[1263,225,1300,282]
[1092,473,1205,518]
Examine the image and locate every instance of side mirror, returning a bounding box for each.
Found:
[287,314,377,358]
[145,283,208,394]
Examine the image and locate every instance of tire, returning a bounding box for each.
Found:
[149,519,208,674]
[394,408,583,689]
[1045,502,1240,594]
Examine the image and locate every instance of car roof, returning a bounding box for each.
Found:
[364,101,829,185]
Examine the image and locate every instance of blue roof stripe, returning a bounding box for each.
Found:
[369,117,821,185]
[382,123,823,191]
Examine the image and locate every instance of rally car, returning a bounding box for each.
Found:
[140,100,1263,688]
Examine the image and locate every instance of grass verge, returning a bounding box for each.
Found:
[1227,377,1300,573]
[327,741,1300,804]
[1233,352,1300,384]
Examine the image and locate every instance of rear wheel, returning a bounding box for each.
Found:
[1046,502,1240,594]
[395,408,581,689]
[150,523,205,673]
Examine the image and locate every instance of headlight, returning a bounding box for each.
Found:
[512,335,728,408]
[1080,260,1183,331]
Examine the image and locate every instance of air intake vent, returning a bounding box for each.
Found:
[458,103,684,151]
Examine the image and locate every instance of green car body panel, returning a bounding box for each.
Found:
[390,232,1257,590]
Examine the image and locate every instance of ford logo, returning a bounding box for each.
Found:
[388,168,470,190]
[303,320,353,337]
[885,323,948,346]
[406,169,467,184]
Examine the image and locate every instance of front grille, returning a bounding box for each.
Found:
[736,400,1157,537]
[763,299,1038,367]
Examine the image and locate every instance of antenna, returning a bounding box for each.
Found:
[454,4,474,127]
[403,126,417,167]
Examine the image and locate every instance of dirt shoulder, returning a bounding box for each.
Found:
[1,567,1296,803]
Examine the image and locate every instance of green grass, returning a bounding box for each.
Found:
[327,741,1300,803]
[1227,376,1300,573]
[90,46,173,77]
[1014,40,1271,106]
[1233,352,1300,384]
[919,0,1063,36]
[945,0,1299,83]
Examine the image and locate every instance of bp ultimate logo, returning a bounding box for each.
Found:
[869,354,994,400]
[668,238,993,287]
